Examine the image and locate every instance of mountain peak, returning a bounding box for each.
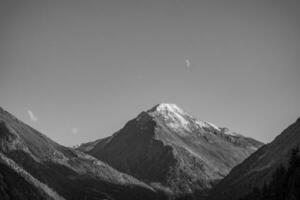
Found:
[144,103,222,133]
[145,103,191,131]
[150,103,184,114]
[77,103,263,197]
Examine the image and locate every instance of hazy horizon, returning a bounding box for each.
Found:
[1,0,300,146]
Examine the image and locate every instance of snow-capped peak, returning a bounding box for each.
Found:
[154,103,185,115]
[146,103,237,137]
[148,103,223,133]
[147,103,190,131]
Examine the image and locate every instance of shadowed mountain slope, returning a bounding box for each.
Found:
[78,103,263,198]
[210,117,300,200]
[0,107,165,200]
[0,152,63,200]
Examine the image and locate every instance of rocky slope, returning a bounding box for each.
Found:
[0,152,63,200]
[209,117,300,200]
[0,107,165,200]
[78,103,263,198]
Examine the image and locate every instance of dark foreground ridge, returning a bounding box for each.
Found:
[210,117,300,200]
[0,107,166,200]
[239,147,300,200]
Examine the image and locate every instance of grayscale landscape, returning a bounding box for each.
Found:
[1,0,299,199]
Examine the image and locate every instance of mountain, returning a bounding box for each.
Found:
[210,117,300,200]
[0,107,165,200]
[77,103,263,198]
[0,152,63,200]
[238,148,300,200]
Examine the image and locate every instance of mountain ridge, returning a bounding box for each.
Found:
[78,103,263,198]
[209,116,300,200]
[0,106,166,200]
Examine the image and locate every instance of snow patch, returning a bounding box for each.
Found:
[155,103,184,114]
[196,120,209,129]
[153,103,190,131]
[221,128,239,136]
[225,131,238,136]
[250,146,258,151]
[204,121,221,131]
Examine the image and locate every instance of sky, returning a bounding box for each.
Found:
[0,0,299,146]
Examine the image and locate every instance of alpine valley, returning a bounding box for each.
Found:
[1,104,299,200]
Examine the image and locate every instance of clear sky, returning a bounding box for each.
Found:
[1,0,299,146]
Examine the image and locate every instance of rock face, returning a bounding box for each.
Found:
[0,107,165,200]
[210,117,300,200]
[78,103,263,198]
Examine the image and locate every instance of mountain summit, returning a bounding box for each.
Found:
[146,103,241,138]
[77,103,263,198]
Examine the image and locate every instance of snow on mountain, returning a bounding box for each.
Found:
[77,103,263,199]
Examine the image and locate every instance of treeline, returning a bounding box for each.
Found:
[240,147,300,200]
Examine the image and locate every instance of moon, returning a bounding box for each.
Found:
[185,59,190,68]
